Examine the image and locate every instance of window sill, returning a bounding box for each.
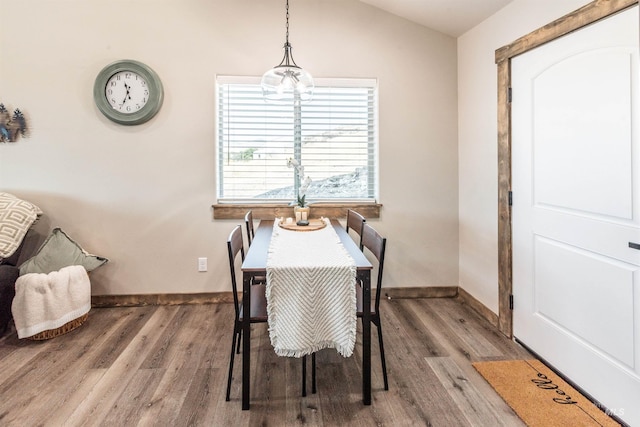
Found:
[212,202,382,220]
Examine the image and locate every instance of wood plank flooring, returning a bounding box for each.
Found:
[0,298,533,426]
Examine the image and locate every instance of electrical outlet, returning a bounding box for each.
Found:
[198,257,207,272]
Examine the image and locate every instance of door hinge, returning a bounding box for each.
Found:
[509,294,514,310]
[508,87,512,103]
[508,191,513,206]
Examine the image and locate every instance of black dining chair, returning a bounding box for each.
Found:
[306,223,388,392]
[357,223,389,390]
[244,210,256,247]
[245,210,266,285]
[225,225,313,401]
[345,209,366,250]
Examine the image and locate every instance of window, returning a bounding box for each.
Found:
[216,76,377,204]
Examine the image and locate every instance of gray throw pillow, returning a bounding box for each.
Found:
[19,228,108,275]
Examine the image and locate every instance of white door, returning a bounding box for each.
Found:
[512,6,640,425]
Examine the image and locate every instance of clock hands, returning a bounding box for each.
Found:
[122,82,132,106]
[113,75,145,111]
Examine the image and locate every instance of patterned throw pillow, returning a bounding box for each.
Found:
[0,192,42,259]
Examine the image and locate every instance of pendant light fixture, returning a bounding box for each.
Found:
[261,0,314,102]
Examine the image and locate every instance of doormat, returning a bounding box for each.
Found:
[472,359,620,427]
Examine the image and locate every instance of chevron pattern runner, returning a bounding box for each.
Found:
[266,218,357,358]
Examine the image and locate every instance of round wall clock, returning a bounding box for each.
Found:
[93,59,163,125]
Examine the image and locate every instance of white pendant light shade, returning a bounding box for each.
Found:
[261,1,313,102]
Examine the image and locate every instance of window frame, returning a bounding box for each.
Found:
[215,75,379,207]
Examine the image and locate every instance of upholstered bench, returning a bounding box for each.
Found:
[0,193,42,335]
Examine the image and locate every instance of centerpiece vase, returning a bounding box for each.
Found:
[293,205,310,220]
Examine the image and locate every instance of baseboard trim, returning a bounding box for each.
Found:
[92,286,460,307]
[456,287,499,329]
[91,292,236,307]
[383,286,458,299]
[92,286,500,331]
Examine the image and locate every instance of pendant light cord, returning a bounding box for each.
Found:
[280,0,295,68]
[285,0,290,45]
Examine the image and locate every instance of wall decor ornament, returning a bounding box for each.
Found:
[0,104,28,143]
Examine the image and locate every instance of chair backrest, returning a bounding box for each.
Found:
[346,209,366,250]
[244,211,255,247]
[227,225,245,318]
[361,223,386,314]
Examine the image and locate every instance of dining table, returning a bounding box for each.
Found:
[240,218,373,410]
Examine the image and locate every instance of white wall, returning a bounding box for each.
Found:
[0,0,459,295]
[458,0,593,313]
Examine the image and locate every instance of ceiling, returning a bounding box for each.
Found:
[358,0,514,37]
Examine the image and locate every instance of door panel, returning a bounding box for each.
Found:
[512,6,640,425]
[534,237,636,367]
[534,50,633,219]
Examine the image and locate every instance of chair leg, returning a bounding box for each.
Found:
[226,326,239,401]
[236,328,242,354]
[302,355,307,397]
[375,318,389,391]
[312,352,317,394]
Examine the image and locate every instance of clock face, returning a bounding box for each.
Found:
[105,71,149,114]
[93,60,163,125]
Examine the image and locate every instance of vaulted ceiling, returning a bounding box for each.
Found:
[358,0,514,37]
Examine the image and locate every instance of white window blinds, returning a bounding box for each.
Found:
[216,77,377,203]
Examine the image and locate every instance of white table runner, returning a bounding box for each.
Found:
[266,217,357,358]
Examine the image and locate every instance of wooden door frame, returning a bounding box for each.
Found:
[495,0,638,337]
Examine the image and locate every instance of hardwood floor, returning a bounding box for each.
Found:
[0,298,532,426]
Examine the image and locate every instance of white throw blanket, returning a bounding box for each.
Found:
[266,218,357,358]
[12,265,91,339]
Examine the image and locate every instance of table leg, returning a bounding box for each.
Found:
[361,271,371,405]
[242,273,252,410]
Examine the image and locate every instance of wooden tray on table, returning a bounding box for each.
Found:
[278,218,327,232]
